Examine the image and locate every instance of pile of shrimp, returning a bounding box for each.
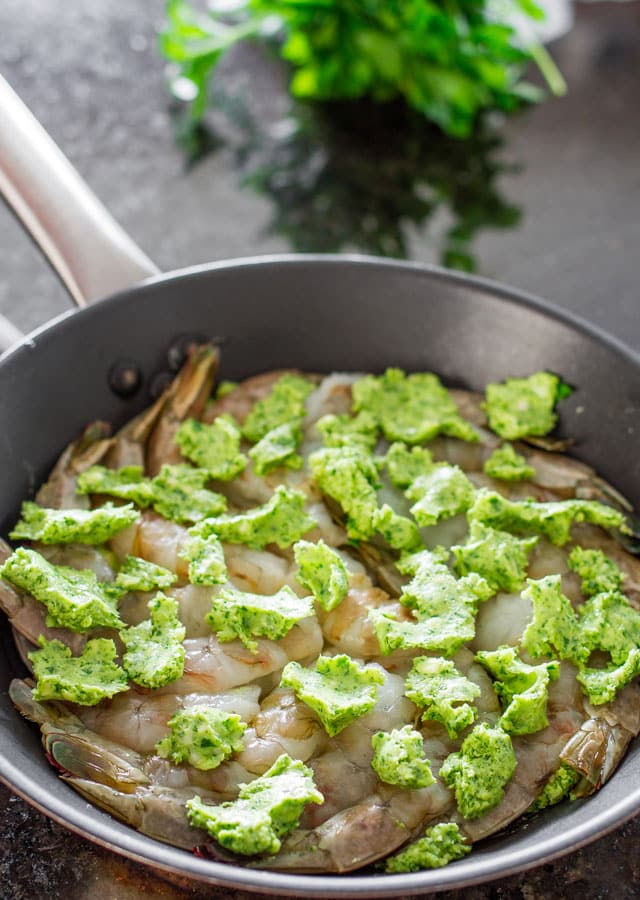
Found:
[3,343,640,874]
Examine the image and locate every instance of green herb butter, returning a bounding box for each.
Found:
[371,561,491,657]
[179,531,227,585]
[186,753,323,855]
[530,762,580,812]
[385,822,470,873]
[1,547,123,632]
[568,546,624,597]
[452,521,538,593]
[294,539,349,612]
[215,380,238,399]
[521,575,585,665]
[192,485,316,550]
[77,465,154,507]
[384,442,435,488]
[483,371,571,440]
[469,489,628,546]
[29,637,128,705]
[578,591,640,665]
[577,650,640,705]
[353,369,478,444]
[175,415,247,481]
[115,556,177,592]
[404,656,480,737]
[316,410,378,452]
[156,705,247,770]
[206,585,314,652]
[309,446,380,541]
[280,654,384,736]
[241,374,315,443]
[440,723,517,819]
[249,421,303,475]
[10,501,139,545]
[483,443,535,481]
[475,646,559,735]
[150,464,227,524]
[372,504,423,553]
[121,592,186,688]
[405,464,475,527]
[371,725,434,788]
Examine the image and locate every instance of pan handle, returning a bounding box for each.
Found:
[0,74,160,349]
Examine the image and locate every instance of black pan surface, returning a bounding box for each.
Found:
[1,254,639,895]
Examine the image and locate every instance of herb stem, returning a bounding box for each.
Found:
[528,43,567,97]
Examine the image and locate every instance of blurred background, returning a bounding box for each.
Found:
[0,1,639,346]
[1,2,640,898]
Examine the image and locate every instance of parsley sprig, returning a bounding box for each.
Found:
[160,0,565,138]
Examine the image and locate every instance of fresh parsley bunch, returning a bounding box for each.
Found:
[160,0,565,138]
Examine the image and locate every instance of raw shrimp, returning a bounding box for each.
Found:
[254,668,455,872]
[204,370,304,425]
[65,778,215,850]
[111,511,305,596]
[318,570,409,659]
[155,616,322,696]
[0,558,87,656]
[571,523,640,606]
[268,647,638,873]
[35,421,113,510]
[304,373,362,426]
[299,668,417,830]
[11,679,263,804]
[0,538,115,655]
[36,542,117,581]
[259,773,453,873]
[110,511,190,576]
[209,374,359,545]
[6,356,640,879]
[74,685,261,755]
[165,543,304,639]
[10,679,150,787]
[235,686,329,776]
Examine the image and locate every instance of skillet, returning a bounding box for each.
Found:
[1,74,640,896]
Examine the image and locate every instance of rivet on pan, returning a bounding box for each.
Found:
[167,334,209,371]
[149,370,175,400]
[108,361,142,397]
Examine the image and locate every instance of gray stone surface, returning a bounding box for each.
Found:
[1,1,640,898]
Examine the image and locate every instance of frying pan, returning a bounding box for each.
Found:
[1,73,640,897]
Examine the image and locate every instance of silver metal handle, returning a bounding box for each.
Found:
[0,74,160,351]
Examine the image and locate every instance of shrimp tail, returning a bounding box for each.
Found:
[43,726,150,792]
[352,542,405,598]
[574,476,634,514]
[36,421,113,509]
[10,679,151,793]
[560,716,634,796]
[146,344,219,476]
[104,396,169,470]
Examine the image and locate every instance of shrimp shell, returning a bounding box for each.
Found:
[63,777,215,850]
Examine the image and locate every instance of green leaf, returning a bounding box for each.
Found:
[158,0,562,138]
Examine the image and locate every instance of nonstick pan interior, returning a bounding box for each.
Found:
[1,254,639,895]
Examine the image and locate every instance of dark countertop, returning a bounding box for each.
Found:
[1,2,640,898]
